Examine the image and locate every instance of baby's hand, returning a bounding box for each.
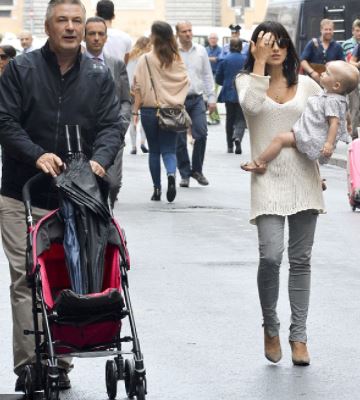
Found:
[322,142,334,157]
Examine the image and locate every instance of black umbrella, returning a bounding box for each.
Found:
[55,125,111,294]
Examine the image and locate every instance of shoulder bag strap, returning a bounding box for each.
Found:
[145,55,160,108]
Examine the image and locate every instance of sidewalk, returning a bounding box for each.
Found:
[329,140,348,169]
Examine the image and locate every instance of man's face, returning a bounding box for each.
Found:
[321,23,334,41]
[208,35,218,47]
[177,23,193,46]
[45,4,85,55]
[85,21,107,56]
[353,26,360,41]
[19,34,33,50]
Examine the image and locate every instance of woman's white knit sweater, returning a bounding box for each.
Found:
[236,73,325,224]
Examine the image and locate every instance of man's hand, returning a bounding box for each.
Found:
[36,153,63,177]
[90,160,106,177]
[322,142,334,158]
[208,103,217,113]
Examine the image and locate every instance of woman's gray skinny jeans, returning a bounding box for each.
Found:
[256,210,318,343]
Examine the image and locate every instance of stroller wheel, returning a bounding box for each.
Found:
[24,365,36,399]
[136,378,146,400]
[124,359,136,398]
[106,360,118,400]
[45,366,60,400]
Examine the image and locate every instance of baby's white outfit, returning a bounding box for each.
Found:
[292,91,348,164]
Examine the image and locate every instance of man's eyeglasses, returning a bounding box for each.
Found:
[272,38,290,49]
[0,54,10,60]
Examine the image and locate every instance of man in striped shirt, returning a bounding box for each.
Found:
[342,19,360,61]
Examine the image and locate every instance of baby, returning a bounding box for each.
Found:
[242,60,359,174]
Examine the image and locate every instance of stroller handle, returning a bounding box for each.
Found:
[22,173,48,229]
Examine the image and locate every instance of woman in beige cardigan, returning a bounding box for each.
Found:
[133,21,189,202]
[236,21,324,366]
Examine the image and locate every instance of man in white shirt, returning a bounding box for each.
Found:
[19,31,34,54]
[96,0,132,64]
[176,21,216,187]
[84,16,131,208]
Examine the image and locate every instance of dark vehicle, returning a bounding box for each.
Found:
[265,0,360,53]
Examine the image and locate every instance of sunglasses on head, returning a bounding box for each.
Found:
[0,54,10,60]
[272,38,290,49]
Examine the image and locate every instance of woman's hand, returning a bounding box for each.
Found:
[251,31,275,63]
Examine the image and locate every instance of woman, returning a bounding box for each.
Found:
[216,38,247,154]
[0,45,16,76]
[133,21,189,202]
[235,21,324,366]
[127,36,151,154]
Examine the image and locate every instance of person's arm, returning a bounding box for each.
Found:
[115,60,132,137]
[91,70,122,171]
[0,60,47,165]
[322,116,339,157]
[201,46,216,111]
[215,59,224,86]
[300,41,320,82]
[300,59,320,82]
[349,54,359,68]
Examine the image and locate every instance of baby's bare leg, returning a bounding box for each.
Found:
[241,131,296,174]
[257,131,296,164]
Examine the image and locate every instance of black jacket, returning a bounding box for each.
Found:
[0,42,122,210]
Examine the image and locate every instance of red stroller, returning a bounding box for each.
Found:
[21,169,146,399]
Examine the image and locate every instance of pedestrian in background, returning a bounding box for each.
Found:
[236,21,324,367]
[220,24,249,59]
[18,31,34,54]
[176,21,216,188]
[96,0,132,64]
[133,21,189,202]
[127,36,151,155]
[0,45,16,76]
[342,19,360,61]
[206,32,222,125]
[0,0,122,392]
[216,38,246,154]
[300,19,344,83]
[349,42,360,138]
[84,16,131,209]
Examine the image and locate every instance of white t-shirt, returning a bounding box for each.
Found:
[104,28,132,62]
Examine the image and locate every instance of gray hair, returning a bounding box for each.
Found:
[208,32,218,40]
[46,0,86,21]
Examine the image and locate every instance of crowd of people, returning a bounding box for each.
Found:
[0,0,360,394]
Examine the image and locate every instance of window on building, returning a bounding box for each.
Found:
[231,0,252,7]
[0,10,11,17]
[0,0,13,5]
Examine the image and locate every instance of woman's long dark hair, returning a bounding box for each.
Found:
[151,21,180,68]
[244,21,299,87]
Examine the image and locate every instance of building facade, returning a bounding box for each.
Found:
[0,0,267,42]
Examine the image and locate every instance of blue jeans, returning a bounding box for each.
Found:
[141,107,177,189]
[176,95,208,178]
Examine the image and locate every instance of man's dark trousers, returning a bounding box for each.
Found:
[176,94,208,179]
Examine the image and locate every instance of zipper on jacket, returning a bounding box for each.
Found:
[54,76,64,154]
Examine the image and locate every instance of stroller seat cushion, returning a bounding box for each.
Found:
[54,288,125,321]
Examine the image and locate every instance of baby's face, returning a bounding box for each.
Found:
[319,62,343,93]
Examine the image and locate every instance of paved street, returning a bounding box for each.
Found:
[1,121,360,400]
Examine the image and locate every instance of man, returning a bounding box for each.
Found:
[84,16,131,208]
[176,21,216,187]
[19,30,34,53]
[300,19,344,83]
[342,19,360,61]
[96,0,132,64]
[206,32,221,125]
[220,24,249,59]
[0,0,122,392]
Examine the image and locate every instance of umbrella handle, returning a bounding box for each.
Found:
[22,173,48,229]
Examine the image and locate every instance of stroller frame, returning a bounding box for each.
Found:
[22,173,147,400]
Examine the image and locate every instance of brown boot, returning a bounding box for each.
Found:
[264,332,282,363]
[289,341,310,366]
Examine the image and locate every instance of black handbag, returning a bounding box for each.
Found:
[145,56,191,132]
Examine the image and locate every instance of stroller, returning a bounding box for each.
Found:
[21,126,146,400]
